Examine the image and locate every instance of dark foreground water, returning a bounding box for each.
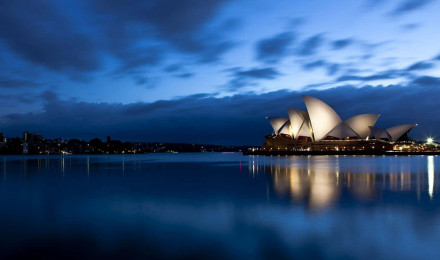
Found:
[0,153,440,259]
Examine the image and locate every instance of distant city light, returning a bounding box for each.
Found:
[427,137,434,144]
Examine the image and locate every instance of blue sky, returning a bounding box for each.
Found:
[1,0,440,144]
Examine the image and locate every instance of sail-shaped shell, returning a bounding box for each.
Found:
[302,95,342,141]
[267,117,289,135]
[386,124,417,141]
[279,121,291,135]
[326,123,359,138]
[298,123,312,138]
[344,114,380,139]
[287,108,311,139]
[369,126,392,140]
[266,96,416,143]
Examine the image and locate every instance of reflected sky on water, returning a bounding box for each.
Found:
[1,154,440,259]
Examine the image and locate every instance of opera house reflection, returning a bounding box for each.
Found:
[250,155,438,210]
[1,154,440,259]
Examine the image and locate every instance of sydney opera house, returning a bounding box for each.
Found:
[262,95,418,152]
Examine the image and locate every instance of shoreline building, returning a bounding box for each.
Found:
[262,95,418,152]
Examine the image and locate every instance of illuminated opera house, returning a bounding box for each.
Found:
[263,95,418,152]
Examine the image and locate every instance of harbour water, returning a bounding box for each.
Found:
[0,153,439,259]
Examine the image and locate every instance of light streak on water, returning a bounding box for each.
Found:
[428,156,434,199]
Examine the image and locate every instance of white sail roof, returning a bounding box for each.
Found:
[369,127,392,140]
[266,96,416,142]
[344,114,380,139]
[369,124,417,141]
[386,124,417,141]
[326,123,359,139]
[298,122,312,138]
[302,95,342,141]
[267,117,289,135]
[287,108,311,139]
[279,121,291,135]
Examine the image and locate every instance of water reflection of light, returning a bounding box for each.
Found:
[61,158,65,175]
[87,157,90,176]
[249,156,261,177]
[288,167,306,200]
[400,173,411,191]
[309,170,339,209]
[265,162,340,210]
[389,174,398,191]
[260,156,435,210]
[428,156,434,199]
[245,154,440,212]
[122,155,125,175]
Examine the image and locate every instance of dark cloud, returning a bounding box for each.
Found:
[297,34,325,56]
[302,60,340,76]
[0,94,36,105]
[288,17,306,27]
[255,32,295,63]
[412,76,440,86]
[406,61,435,71]
[112,47,164,75]
[164,64,183,73]
[336,72,398,82]
[133,76,159,88]
[0,76,40,89]
[303,60,326,70]
[0,1,100,73]
[391,0,434,15]
[401,23,421,31]
[360,41,391,54]
[2,78,440,145]
[327,63,340,76]
[195,40,236,63]
[365,0,389,8]
[39,90,58,102]
[94,0,228,43]
[177,73,195,79]
[163,64,196,79]
[0,0,234,82]
[331,38,354,50]
[93,0,235,65]
[235,68,280,79]
[134,77,149,86]
[226,67,281,90]
[162,64,195,78]
[335,59,436,83]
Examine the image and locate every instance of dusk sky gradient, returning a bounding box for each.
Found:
[1,0,440,145]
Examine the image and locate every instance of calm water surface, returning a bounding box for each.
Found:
[0,153,439,259]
